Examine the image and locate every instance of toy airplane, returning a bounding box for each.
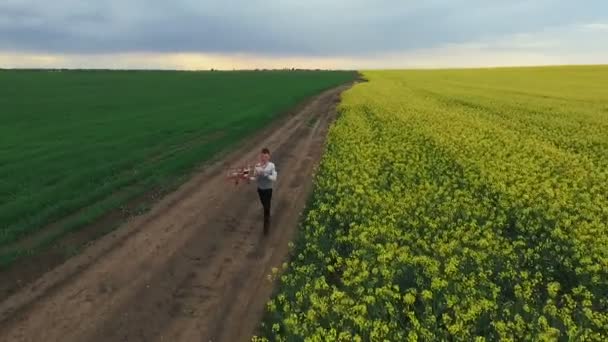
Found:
[226,165,257,185]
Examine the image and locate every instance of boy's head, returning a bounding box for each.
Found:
[260,147,270,163]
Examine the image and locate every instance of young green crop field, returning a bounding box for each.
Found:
[0,69,356,268]
[259,66,608,341]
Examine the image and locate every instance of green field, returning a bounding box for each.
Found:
[259,66,608,341]
[0,70,356,267]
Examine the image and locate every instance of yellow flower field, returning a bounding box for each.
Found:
[258,66,608,341]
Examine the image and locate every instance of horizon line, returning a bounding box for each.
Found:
[1,63,607,72]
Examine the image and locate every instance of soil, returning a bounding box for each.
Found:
[0,83,353,342]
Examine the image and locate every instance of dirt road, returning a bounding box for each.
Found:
[0,83,352,342]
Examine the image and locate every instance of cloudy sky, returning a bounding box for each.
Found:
[1,0,607,69]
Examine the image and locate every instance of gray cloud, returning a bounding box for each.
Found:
[0,0,607,57]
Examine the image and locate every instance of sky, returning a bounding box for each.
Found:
[0,0,607,69]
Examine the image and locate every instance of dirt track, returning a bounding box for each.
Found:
[0,83,352,342]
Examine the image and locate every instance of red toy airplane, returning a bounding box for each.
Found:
[226,165,256,185]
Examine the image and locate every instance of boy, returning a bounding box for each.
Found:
[254,148,277,235]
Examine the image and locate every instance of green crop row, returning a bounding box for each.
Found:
[0,70,356,267]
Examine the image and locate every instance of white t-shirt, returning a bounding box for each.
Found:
[255,162,277,189]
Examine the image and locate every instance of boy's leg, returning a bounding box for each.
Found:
[267,189,272,212]
[266,189,273,226]
[261,189,272,235]
[257,188,267,234]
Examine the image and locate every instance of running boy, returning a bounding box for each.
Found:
[255,148,277,235]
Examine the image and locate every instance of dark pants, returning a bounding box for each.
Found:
[257,188,272,233]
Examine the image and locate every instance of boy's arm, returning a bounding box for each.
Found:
[267,164,277,181]
[254,163,277,180]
